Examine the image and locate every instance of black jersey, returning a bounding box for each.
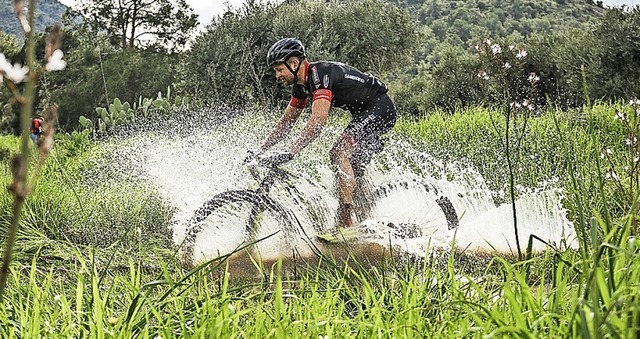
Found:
[289,61,388,116]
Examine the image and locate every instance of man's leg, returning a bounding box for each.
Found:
[331,94,397,227]
[329,133,358,227]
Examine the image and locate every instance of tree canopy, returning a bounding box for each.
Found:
[76,0,198,50]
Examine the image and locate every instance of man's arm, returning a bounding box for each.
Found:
[289,98,330,156]
[260,104,304,151]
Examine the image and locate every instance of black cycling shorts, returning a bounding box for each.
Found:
[344,93,397,141]
[343,94,397,176]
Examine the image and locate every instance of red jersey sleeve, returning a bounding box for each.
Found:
[289,96,308,109]
[312,89,332,102]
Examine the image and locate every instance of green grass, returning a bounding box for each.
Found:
[0,243,637,337]
[1,102,640,337]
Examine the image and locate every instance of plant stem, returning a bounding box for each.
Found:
[0,0,37,298]
[505,108,523,260]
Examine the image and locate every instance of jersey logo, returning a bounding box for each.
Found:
[323,74,329,88]
[311,66,321,88]
[345,73,365,83]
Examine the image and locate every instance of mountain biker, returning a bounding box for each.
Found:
[30,116,44,143]
[249,38,397,228]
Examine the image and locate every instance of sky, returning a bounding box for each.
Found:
[183,0,253,30]
[603,0,638,5]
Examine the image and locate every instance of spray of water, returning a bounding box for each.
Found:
[95,108,577,263]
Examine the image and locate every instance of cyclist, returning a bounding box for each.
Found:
[30,116,44,143]
[250,38,397,230]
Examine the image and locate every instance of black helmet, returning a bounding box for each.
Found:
[266,38,306,67]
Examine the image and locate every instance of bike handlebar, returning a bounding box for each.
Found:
[244,151,293,168]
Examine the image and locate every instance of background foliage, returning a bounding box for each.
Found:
[0,0,67,37]
[3,0,640,128]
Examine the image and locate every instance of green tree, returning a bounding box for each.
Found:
[185,0,419,107]
[0,31,21,58]
[0,31,24,134]
[41,22,178,129]
[525,29,600,108]
[392,44,481,116]
[76,0,198,50]
[592,6,640,99]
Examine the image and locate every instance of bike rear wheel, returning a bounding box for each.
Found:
[182,190,299,263]
[354,178,459,239]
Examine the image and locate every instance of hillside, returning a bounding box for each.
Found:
[386,0,606,60]
[0,0,68,37]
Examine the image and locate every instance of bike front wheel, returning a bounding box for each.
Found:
[182,190,299,264]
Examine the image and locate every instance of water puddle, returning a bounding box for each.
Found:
[96,109,577,264]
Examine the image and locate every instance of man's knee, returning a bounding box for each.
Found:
[329,144,343,166]
[330,134,357,164]
[352,136,384,162]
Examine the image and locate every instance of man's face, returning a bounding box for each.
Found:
[273,58,299,86]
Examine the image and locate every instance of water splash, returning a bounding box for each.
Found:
[96,108,577,262]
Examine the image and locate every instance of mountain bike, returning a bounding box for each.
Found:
[181,154,460,263]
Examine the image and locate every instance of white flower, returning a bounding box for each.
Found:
[45,49,66,71]
[510,101,522,109]
[508,45,515,51]
[0,53,28,83]
[626,136,637,146]
[516,49,528,60]
[606,148,613,155]
[491,44,502,55]
[614,111,627,121]
[528,72,540,83]
[521,99,535,110]
[503,62,511,69]
[606,169,618,180]
[19,16,31,33]
[629,98,640,106]
[0,53,10,82]
[4,62,29,83]
[477,70,489,80]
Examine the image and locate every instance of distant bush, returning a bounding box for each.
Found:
[43,27,180,131]
[392,6,640,116]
